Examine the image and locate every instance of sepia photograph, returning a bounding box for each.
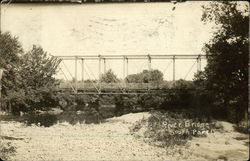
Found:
[0,0,249,160]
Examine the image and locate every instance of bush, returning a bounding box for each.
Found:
[0,141,16,161]
[137,94,163,110]
[125,69,163,83]
[130,111,215,147]
[235,120,249,134]
[114,94,139,115]
[100,69,119,83]
[56,91,76,110]
[26,113,58,127]
[159,92,196,110]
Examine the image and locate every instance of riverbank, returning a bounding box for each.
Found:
[0,112,249,161]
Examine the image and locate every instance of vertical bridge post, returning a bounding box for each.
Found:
[123,56,126,88]
[126,57,128,77]
[75,56,78,94]
[197,55,201,72]
[173,55,175,82]
[148,54,151,90]
[148,54,151,71]
[103,58,106,74]
[98,55,101,92]
[125,57,129,89]
[81,58,84,91]
[123,56,126,79]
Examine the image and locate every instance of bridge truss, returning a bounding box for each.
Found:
[53,54,207,94]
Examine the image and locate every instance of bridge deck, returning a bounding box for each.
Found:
[59,82,177,89]
[58,82,196,94]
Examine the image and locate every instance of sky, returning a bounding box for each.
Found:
[1,2,216,80]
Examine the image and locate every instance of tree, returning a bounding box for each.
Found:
[0,32,23,112]
[0,32,22,68]
[0,32,61,114]
[20,46,60,88]
[12,45,61,113]
[196,1,248,122]
[100,69,119,83]
[126,69,163,83]
[149,69,164,83]
[125,73,141,83]
[173,79,194,89]
[0,32,23,91]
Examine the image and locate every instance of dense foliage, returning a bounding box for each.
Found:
[130,110,214,147]
[0,32,23,111]
[194,1,249,123]
[126,69,163,83]
[100,69,119,83]
[17,45,61,112]
[0,32,61,114]
[0,141,16,161]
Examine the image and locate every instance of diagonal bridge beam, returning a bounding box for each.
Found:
[54,54,206,95]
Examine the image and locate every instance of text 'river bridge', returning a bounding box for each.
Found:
[54,54,207,95]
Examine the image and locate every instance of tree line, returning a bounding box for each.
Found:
[98,68,164,83]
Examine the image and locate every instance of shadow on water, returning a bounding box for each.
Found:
[0,103,141,127]
[1,109,144,127]
[23,111,105,127]
[57,110,103,124]
[22,105,117,127]
[0,94,149,127]
[0,110,106,127]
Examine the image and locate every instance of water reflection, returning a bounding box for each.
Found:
[25,105,117,127]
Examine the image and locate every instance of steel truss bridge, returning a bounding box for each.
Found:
[54,54,207,95]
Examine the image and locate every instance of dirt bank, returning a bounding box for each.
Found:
[0,112,249,161]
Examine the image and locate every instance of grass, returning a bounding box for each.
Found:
[234,120,249,134]
[130,110,215,147]
[0,141,16,161]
